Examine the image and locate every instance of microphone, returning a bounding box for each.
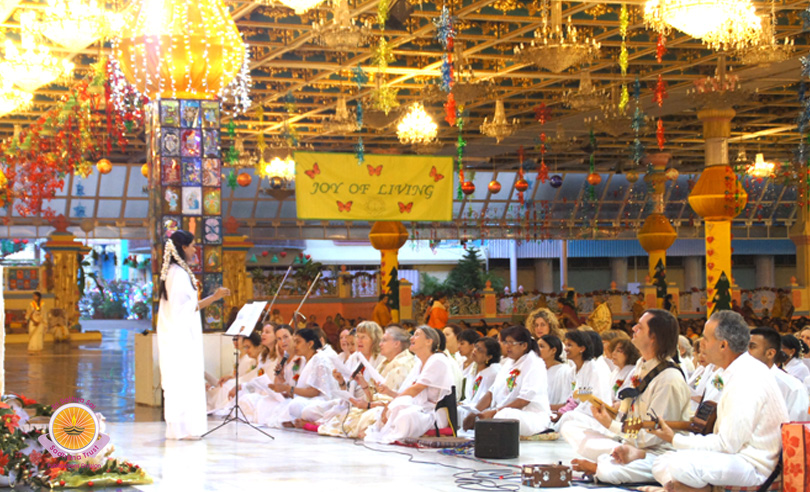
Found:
[275,354,289,376]
[351,363,365,379]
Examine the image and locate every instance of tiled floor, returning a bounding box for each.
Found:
[7,321,635,491]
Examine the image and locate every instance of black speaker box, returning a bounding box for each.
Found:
[474,419,519,459]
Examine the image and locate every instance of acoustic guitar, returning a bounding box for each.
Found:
[621,400,718,438]
[572,389,618,419]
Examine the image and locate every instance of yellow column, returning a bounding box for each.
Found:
[221,235,253,315]
[638,153,677,283]
[789,208,810,312]
[369,222,408,323]
[688,109,747,315]
[42,215,90,330]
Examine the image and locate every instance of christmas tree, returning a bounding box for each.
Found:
[713,271,732,312]
[386,266,400,312]
[445,248,487,294]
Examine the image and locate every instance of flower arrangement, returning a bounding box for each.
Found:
[472,375,482,396]
[612,379,625,393]
[712,375,724,391]
[0,394,150,488]
[630,375,641,388]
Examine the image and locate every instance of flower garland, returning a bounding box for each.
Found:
[612,379,625,394]
[630,375,641,388]
[711,375,724,391]
[506,369,520,391]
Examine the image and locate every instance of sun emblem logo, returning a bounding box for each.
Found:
[49,404,99,454]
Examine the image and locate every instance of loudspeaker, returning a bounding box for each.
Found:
[474,419,519,459]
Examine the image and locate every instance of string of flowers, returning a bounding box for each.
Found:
[371,0,398,115]
[630,78,645,167]
[618,4,629,111]
[653,74,667,150]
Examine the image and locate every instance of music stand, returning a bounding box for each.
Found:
[203,301,274,440]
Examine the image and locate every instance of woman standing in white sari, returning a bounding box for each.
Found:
[364,326,454,443]
[25,291,45,354]
[157,230,230,440]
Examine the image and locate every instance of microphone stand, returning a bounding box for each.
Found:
[261,266,292,325]
[202,334,275,440]
[289,272,321,326]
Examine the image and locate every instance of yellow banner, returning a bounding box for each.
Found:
[294,152,454,222]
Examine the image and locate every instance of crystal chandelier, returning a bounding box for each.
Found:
[643,0,761,51]
[322,95,357,134]
[0,83,33,117]
[688,56,749,109]
[39,0,120,52]
[397,103,438,145]
[563,71,606,111]
[232,137,258,168]
[513,0,600,73]
[0,12,75,92]
[748,152,775,178]
[256,0,326,15]
[736,6,793,66]
[480,100,518,143]
[259,154,296,183]
[311,0,370,51]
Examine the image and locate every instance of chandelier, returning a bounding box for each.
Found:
[257,0,326,14]
[480,99,518,143]
[748,152,775,178]
[232,137,258,168]
[643,0,761,51]
[259,155,295,182]
[311,0,370,51]
[736,6,793,66]
[0,83,33,117]
[563,71,606,111]
[322,95,357,134]
[0,12,75,92]
[513,0,600,73]
[397,103,438,145]
[688,56,750,109]
[39,0,120,52]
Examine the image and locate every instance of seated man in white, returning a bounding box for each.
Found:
[563,309,691,484]
[648,310,789,492]
[749,327,809,421]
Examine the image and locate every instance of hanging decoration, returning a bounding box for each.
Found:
[456,116,467,200]
[562,71,606,111]
[311,0,371,51]
[657,118,666,150]
[585,129,597,201]
[653,74,668,107]
[515,146,529,207]
[322,96,358,134]
[643,0,761,51]
[736,1,794,66]
[352,64,369,164]
[371,0,399,115]
[38,0,120,52]
[618,5,629,111]
[656,34,667,63]
[630,78,646,165]
[480,100,518,143]
[0,61,132,218]
[535,103,550,184]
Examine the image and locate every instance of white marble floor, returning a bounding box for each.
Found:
[106,420,636,492]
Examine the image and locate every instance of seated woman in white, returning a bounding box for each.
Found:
[553,330,612,428]
[458,329,482,399]
[300,321,384,423]
[240,324,305,421]
[540,334,574,408]
[678,335,695,379]
[207,330,262,413]
[458,337,501,425]
[607,338,640,403]
[317,326,416,438]
[228,323,282,399]
[364,326,454,444]
[254,328,339,428]
[338,329,356,365]
[462,326,552,437]
[782,334,810,382]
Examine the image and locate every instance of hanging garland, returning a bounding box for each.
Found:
[618,5,629,111]
[352,64,369,165]
[456,116,467,200]
[372,0,399,115]
[586,129,597,201]
[535,103,549,184]
[630,78,645,166]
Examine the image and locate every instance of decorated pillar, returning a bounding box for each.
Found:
[399,279,413,321]
[369,221,409,323]
[688,109,747,315]
[638,153,677,295]
[42,214,90,330]
[221,216,253,315]
[115,0,245,331]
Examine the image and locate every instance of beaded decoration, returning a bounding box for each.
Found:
[160,238,198,290]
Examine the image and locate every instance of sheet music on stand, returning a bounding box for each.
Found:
[225,301,268,337]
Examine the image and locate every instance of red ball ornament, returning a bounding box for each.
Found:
[60,480,66,486]
[261,251,269,257]
[141,163,149,178]
[587,172,602,186]
[116,479,123,485]
[96,159,112,175]
[305,254,311,260]
[515,178,529,193]
[87,481,94,487]
[237,172,252,187]
[280,251,287,258]
[461,180,475,195]
[488,180,501,194]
